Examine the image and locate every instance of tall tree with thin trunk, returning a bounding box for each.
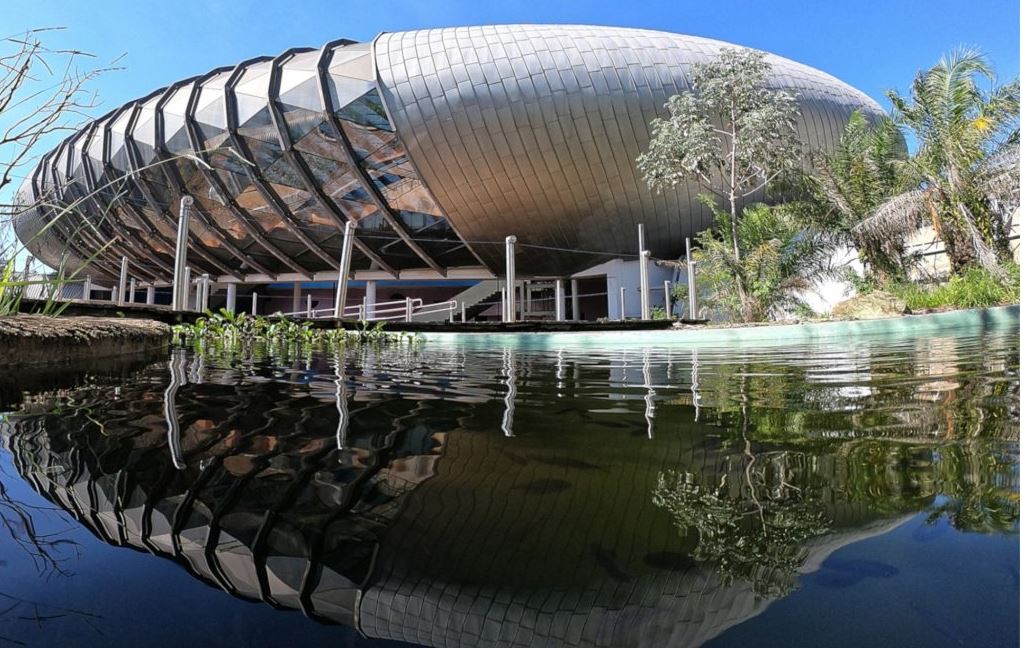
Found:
[637,48,802,313]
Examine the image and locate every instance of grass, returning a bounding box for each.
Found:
[888,263,1020,311]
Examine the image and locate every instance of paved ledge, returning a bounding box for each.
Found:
[0,316,172,368]
[417,305,1021,349]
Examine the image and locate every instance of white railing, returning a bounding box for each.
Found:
[285,297,461,323]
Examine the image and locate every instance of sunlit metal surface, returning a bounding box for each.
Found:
[15,25,884,281]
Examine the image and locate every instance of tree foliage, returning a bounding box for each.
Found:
[683,201,833,321]
[638,48,803,314]
[808,111,917,281]
[868,48,1020,275]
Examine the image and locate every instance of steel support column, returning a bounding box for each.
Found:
[365,280,377,320]
[686,237,697,319]
[117,256,129,306]
[334,221,355,318]
[554,279,565,321]
[570,279,579,321]
[172,196,193,311]
[504,236,516,323]
[226,283,237,313]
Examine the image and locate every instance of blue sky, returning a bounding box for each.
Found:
[5,0,1016,108]
[1,0,1018,206]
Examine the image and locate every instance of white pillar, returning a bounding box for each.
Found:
[117,256,129,306]
[664,280,672,319]
[306,293,313,318]
[199,274,210,312]
[182,267,192,310]
[619,286,626,321]
[570,279,579,320]
[291,281,301,313]
[639,250,651,320]
[82,276,92,302]
[334,220,356,318]
[365,280,377,319]
[225,283,237,313]
[193,279,201,312]
[405,297,413,322]
[504,236,516,323]
[128,277,136,304]
[172,196,193,311]
[554,279,565,321]
[146,285,155,305]
[251,291,258,316]
[686,237,698,319]
[461,301,466,323]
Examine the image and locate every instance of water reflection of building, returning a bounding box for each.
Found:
[1,339,1017,647]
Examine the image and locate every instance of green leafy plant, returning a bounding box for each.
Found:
[686,202,834,322]
[863,48,1019,276]
[638,47,803,317]
[887,263,1020,310]
[172,310,420,355]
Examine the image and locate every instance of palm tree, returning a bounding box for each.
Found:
[810,111,915,282]
[686,202,834,322]
[860,48,1019,276]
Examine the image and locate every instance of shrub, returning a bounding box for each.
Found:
[888,263,1020,311]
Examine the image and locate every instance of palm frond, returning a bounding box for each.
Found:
[853,189,928,242]
[975,144,1020,209]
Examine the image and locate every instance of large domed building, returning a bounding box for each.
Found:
[14,25,884,318]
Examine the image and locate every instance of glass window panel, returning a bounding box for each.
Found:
[326,76,374,111]
[177,161,250,245]
[239,135,285,171]
[379,177,446,218]
[334,89,391,131]
[235,93,276,144]
[278,75,320,113]
[262,154,308,192]
[278,103,324,147]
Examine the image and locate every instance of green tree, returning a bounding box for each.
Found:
[682,202,832,322]
[809,111,915,282]
[637,48,802,315]
[863,48,1019,275]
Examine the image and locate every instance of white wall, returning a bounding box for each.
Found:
[577,258,674,319]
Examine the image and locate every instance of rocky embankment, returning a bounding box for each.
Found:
[0,316,171,367]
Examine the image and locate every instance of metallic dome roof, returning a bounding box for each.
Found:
[15,25,884,282]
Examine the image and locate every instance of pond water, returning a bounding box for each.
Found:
[0,324,1018,647]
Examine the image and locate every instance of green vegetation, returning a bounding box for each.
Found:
[887,263,1020,310]
[653,468,830,597]
[638,48,803,322]
[172,309,420,352]
[640,46,1019,323]
[679,202,832,321]
[808,111,917,282]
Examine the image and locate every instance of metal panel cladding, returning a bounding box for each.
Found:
[374,25,886,276]
[15,25,886,281]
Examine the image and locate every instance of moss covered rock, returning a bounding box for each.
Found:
[832,292,909,320]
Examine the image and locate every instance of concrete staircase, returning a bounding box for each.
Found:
[411,280,501,322]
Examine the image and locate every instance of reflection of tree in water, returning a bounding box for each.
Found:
[653,460,830,598]
[657,337,1019,599]
[924,444,1020,533]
